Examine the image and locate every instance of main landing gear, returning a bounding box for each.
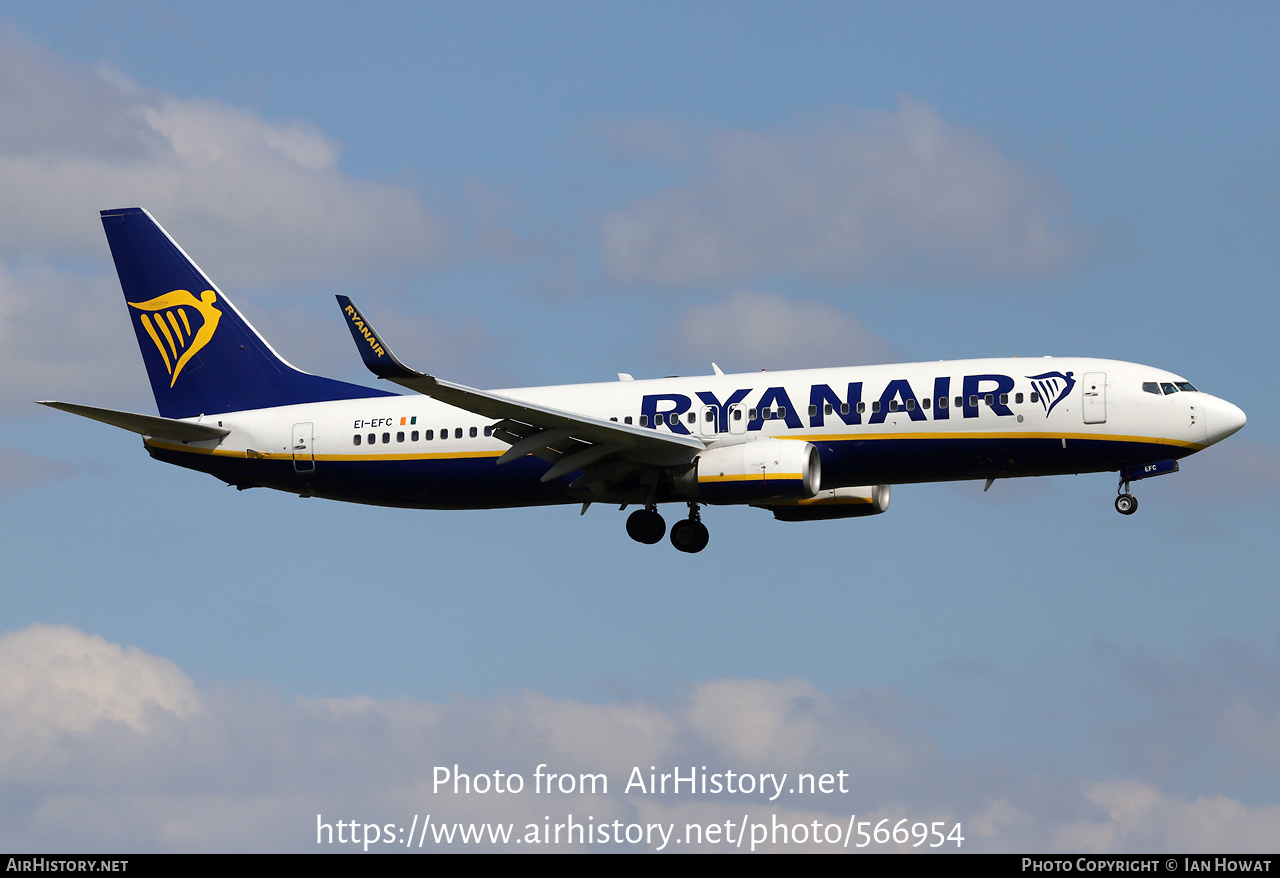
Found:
[625,504,666,544]
[626,503,710,553]
[669,503,710,554]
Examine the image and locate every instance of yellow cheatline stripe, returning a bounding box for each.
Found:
[784,496,873,507]
[699,472,805,483]
[791,430,1206,451]
[144,439,505,462]
[319,450,504,462]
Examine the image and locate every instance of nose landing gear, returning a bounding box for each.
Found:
[1112,459,1179,515]
[670,503,710,554]
[1114,491,1138,515]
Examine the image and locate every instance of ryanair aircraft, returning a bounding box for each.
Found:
[42,208,1247,553]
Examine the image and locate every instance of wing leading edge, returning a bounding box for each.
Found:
[335,296,703,489]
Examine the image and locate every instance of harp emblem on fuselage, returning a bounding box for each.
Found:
[128,289,222,387]
[1026,370,1076,418]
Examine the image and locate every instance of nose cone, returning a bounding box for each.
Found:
[1203,395,1247,445]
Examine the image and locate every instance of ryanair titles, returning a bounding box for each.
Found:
[342,303,386,359]
[641,371,1073,434]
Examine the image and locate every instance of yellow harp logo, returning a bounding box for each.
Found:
[128,290,222,387]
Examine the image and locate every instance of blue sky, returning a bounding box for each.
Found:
[1,1,1278,852]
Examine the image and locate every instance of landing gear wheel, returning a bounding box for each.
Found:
[626,508,666,544]
[1114,494,1138,515]
[670,519,710,553]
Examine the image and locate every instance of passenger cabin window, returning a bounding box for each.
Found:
[625,416,633,425]
[810,405,819,417]
[639,415,648,426]
[353,434,362,446]
[455,428,463,439]
[382,432,390,444]
[871,401,881,413]
[367,433,375,444]
[1015,393,1023,404]
[840,403,849,415]
[921,398,929,410]
[411,430,419,441]
[485,426,493,436]
[1030,392,1039,403]
[938,397,948,409]
[687,412,696,424]
[425,429,434,440]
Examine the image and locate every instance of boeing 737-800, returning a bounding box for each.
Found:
[41,208,1247,553]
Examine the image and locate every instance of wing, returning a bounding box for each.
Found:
[38,401,230,442]
[336,297,703,492]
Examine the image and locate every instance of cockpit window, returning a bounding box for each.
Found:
[1176,381,1198,392]
[1160,382,1178,395]
[1142,382,1161,394]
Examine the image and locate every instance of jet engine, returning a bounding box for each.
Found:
[760,484,891,521]
[685,439,821,505]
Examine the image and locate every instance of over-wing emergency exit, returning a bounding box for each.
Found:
[41,208,1247,553]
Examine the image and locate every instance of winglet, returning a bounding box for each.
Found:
[335,295,432,384]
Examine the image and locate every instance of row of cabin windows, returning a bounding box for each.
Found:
[600,392,1044,429]
[354,425,494,446]
[352,389,1055,446]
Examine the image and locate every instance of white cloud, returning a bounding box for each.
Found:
[0,36,525,411]
[0,261,152,412]
[663,290,900,372]
[4,624,1280,852]
[0,37,448,287]
[602,99,1089,287]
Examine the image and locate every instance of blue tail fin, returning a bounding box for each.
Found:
[101,208,394,419]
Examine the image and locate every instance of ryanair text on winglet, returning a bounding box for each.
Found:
[344,303,386,358]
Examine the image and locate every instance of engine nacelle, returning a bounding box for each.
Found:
[689,439,821,505]
[760,485,891,522]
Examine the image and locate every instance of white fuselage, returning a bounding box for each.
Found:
[143,356,1245,511]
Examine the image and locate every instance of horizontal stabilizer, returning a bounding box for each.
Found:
[38,401,230,441]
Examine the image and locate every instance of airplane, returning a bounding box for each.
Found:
[40,207,1247,553]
